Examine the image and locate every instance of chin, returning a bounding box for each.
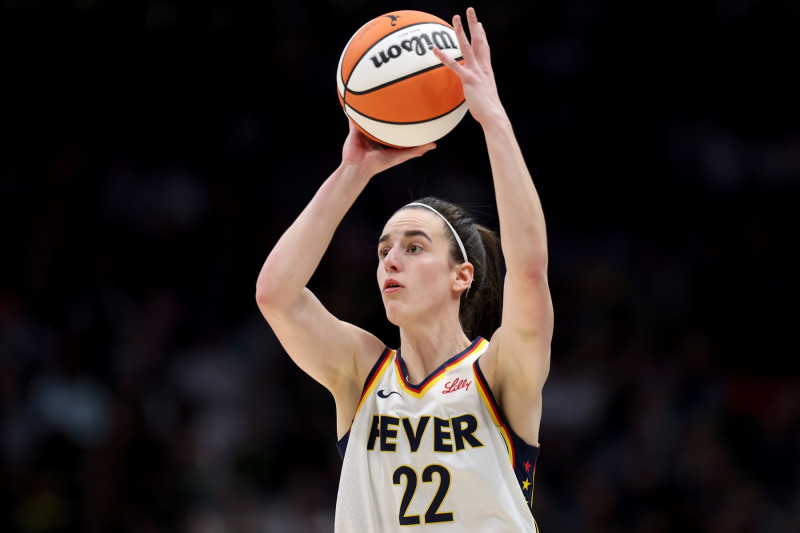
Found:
[382,302,408,328]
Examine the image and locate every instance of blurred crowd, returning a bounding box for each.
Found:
[2,0,799,532]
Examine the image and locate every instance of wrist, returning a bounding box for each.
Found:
[336,160,375,187]
[480,112,514,137]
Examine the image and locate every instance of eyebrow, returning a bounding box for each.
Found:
[377,229,433,246]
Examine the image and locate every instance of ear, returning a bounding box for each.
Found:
[451,262,474,294]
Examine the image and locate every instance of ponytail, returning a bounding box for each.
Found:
[461,225,503,340]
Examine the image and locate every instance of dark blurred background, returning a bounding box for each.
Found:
[2,0,799,531]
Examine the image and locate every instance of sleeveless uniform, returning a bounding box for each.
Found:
[335,337,540,532]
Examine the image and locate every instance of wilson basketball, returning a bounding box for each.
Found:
[336,10,468,148]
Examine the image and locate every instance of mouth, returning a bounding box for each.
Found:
[383,279,404,292]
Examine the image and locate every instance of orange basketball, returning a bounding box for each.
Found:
[336,10,468,148]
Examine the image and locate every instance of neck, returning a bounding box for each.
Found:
[398,321,471,384]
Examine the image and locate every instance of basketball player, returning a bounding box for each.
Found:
[256,8,552,531]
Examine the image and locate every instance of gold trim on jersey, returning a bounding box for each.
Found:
[474,365,515,467]
[395,338,489,399]
[353,349,396,419]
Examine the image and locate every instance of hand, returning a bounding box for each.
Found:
[433,7,506,127]
[341,120,436,177]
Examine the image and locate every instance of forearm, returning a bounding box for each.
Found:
[256,163,371,311]
[483,116,548,278]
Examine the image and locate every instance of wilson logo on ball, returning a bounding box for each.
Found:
[368,31,459,68]
[336,10,468,148]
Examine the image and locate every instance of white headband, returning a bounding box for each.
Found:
[405,202,468,264]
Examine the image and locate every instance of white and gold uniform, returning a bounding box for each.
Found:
[335,337,540,532]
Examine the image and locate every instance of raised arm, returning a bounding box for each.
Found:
[434,8,553,444]
[255,122,435,432]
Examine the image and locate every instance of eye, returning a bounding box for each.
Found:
[378,247,390,259]
[407,243,422,254]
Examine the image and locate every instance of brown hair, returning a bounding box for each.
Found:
[399,197,503,340]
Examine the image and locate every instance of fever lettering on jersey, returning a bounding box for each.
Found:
[366,414,485,452]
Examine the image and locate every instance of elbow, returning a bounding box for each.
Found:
[255,284,269,309]
[526,259,548,284]
[514,256,548,287]
[255,266,304,319]
[255,273,283,313]
[255,284,271,312]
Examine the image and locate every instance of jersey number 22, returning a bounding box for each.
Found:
[393,464,454,525]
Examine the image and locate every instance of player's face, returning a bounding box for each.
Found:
[377,209,459,326]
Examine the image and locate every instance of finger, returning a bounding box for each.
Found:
[465,7,490,64]
[433,45,466,78]
[413,142,437,156]
[388,142,437,165]
[451,13,475,65]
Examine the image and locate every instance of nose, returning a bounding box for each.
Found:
[383,246,401,272]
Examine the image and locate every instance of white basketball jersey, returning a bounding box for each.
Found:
[334,337,540,532]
